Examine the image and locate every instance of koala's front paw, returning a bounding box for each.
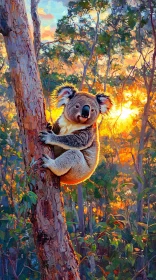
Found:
[39,131,53,144]
[41,154,53,169]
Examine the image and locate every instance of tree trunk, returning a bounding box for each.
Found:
[88,203,95,274]
[136,1,155,275]
[77,184,87,277]
[104,47,111,92]
[0,0,80,279]
[31,0,41,60]
[79,11,100,90]
[77,184,85,236]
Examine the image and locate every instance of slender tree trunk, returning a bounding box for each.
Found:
[31,0,41,60]
[137,96,151,234]
[77,184,87,277]
[77,184,85,236]
[0,1,80,279]
[80,64,88,91]
[136,2,155,277]
[79,11,100,90]
[137,0,156,234]
[136,97,150,280]
[104,47,111,92]
[88,203,95,273]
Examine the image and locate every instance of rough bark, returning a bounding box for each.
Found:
[0,1,80,279]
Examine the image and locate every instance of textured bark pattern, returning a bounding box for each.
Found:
[1,0,80,279]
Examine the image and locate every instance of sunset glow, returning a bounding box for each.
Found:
[110,103,139,122]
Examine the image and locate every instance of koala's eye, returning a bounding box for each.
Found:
[91,109,95,112]
[75,104,80,109]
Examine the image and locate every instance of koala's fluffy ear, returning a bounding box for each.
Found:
[96,94,112,114]
[57,86,77,107]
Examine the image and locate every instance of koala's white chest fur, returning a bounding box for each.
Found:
[58,115,90,135]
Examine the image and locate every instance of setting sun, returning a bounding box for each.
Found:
[116,107,138,120]
[110,102,139,122]
[99,101,140,136]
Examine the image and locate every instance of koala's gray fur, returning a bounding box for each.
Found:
[39,85,112,185]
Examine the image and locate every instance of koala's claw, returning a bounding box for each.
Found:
[42,154,50,159]
[39,131,50,144]
[41,154,52,168]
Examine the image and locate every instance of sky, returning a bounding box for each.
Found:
[25,0,69,41]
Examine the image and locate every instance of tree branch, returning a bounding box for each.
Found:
[5,254,18,280]
[132,255,156,280]
[24,264,40,274]
[130,151,140,176]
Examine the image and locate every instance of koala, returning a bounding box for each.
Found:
[39,85,112,185]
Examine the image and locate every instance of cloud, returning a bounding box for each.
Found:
[41,25,55,40]
[38,7,54,20]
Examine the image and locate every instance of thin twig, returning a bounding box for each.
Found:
[132,255,156,280]
[18,266,25,277]
[41,40,71,47]
[130,151,140,175]
[24,264,40,274]
[4,254,18,280]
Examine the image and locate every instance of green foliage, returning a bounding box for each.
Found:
[0,95,39,279]
[19,191,37,214]
[74,42,90,56]
[56,16,76,39]
[68,0,109,16]
[126,7,138,29]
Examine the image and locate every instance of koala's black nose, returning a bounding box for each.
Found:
[81,105,90,118]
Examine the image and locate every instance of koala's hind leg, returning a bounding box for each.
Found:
[41,150,87,177]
